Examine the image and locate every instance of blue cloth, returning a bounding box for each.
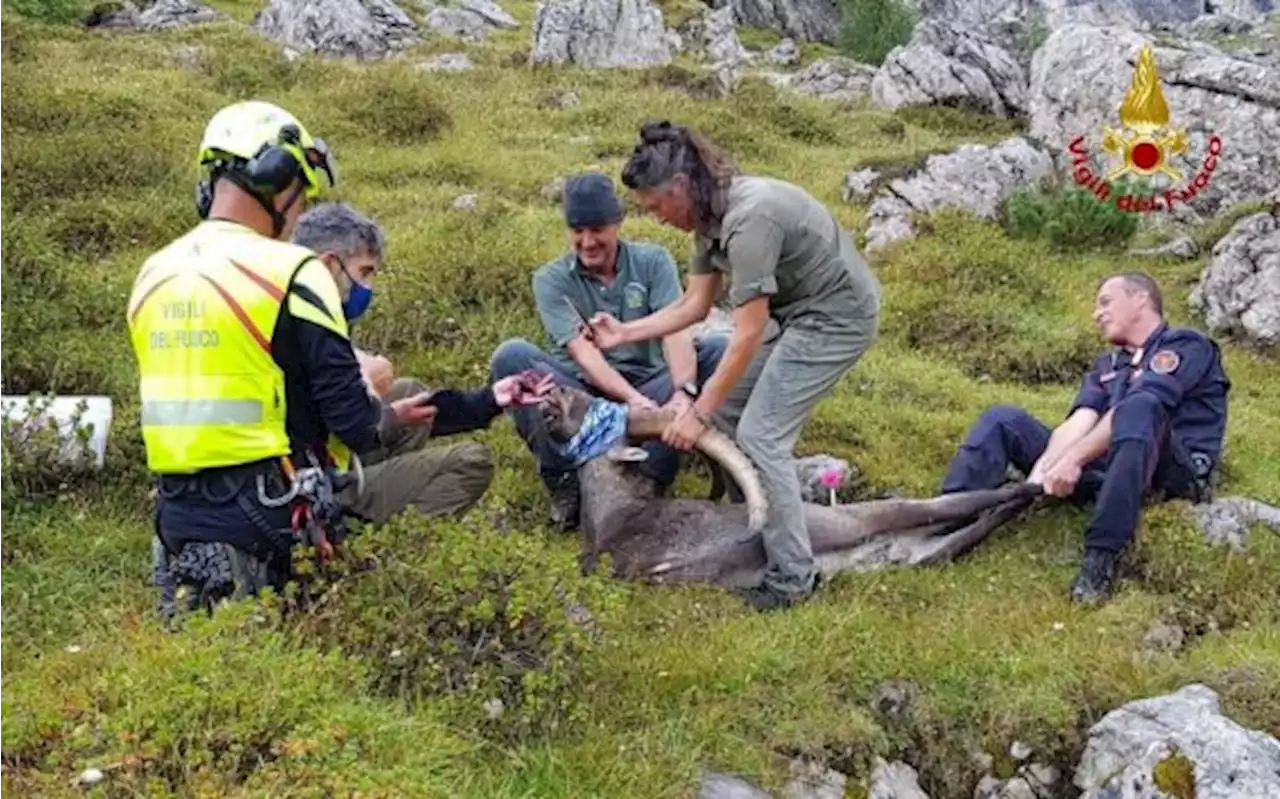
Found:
[550,397,630,468]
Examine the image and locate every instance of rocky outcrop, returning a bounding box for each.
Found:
[1189,209,1280,348]
[1074,683,1280,799]
[530,0,673,68]
[253,0,421,59]
[767,37,799,65]
[422,0,519,41]
[704,5,748,64]
[861,137,1055,251]
[916,0,1268,57]
[1028,25,1280,216]
[869,759,931,799]
[773,57,878,101]
[713,0,840,43]
[87,0,223,30]
[871,20,1028,117]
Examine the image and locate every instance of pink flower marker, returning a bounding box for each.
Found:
[819,468,844,506]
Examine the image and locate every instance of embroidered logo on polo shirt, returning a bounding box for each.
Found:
[624,282,647,310]
[1150,350,1180,374]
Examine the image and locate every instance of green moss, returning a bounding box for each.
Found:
[1153,750,1197,799]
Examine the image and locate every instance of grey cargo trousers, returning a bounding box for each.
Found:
[712,314,878,598]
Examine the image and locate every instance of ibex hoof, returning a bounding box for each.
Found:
[607,446,650,463]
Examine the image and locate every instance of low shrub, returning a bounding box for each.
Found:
[286,509,624,744]
[836,0,917,66]
[1001,181,1142,251]
[0,394,102,504]
[336,64,454,145]
[2,0,88,25]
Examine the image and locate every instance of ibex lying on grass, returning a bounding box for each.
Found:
[540,385,1042,588]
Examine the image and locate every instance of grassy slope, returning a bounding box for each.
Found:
[2,6,1279,798]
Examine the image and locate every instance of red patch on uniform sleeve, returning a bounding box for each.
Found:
[1150,350,1180,374]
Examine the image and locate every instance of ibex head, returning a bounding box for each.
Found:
[540,384,596,444]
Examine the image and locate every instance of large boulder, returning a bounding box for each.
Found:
[871,19,1029,117]
[530,0,673,68]
[712,0,840,44]
[1074,683,1280,799]
[1028,24,1280,217]
[87,0,223,30]
[772,57,878,101]
[253,0,421,59]
[861,137,1056,251]
[422,0,519,41]
[1189,209,1280,349]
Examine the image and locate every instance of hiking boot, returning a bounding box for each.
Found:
[544,472,581,532]
[734,573,822,613]
[1071,547,1118,605]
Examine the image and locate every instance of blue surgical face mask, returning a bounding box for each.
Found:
[333,255,374,322]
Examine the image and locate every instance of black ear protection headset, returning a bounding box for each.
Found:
[195,123,311,237]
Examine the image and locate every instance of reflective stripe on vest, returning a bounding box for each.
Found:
[128,225,311,474]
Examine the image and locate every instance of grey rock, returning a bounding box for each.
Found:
[1074,683,1280,799]
[869,758,930,799]
[705,4,748,64]
[795,454,854,503]
[783,758,846,799]
[1189,210,1280,348]
[1130,235,1199,259]
[768,37,800,65]
[715,0,840,43]
[416,52,474,71]
[541,175,568,202]
[699,770,772,799]
[253,0,421,59]
[530,0,673,68]
[863,137,1056,251]
[1192,495,1280,548]
[871,19,1028,117]
[871,679,917,720]
[1009,740,1033,761]
[976,777,1037,799]
[1022,763,1061,795]
[787,57,878,101]
[88,0,223,30]
[452,193,479,211]
[1028,24,1280,217]
[1142,618,1186,652]
[421,0,518,40]
[842,168,882,204]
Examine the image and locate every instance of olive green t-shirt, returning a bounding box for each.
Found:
[690,175,880,329]
[532,240,684,384]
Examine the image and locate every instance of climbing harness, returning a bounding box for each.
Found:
[258,449,365,568]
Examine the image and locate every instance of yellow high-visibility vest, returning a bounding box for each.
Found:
[127,220,352,474]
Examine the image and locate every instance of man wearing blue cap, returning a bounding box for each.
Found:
[490,171,729,529]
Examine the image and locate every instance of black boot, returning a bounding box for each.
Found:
[1071,547,1118,605]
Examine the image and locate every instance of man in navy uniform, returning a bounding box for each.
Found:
[939,272,1230,604]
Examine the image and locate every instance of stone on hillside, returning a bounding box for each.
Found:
[715,0,840,43]
[1192,495,1280,547]
[785,57,877,101]
[87,0,223,30]
[1189,209,1280,348]
[768,37,799,65]
[842,168,880,204]
[416,52,474,71]
[917,0,1236,57]
[863,137,1055,251]
[254,0,421,59]
[422,0,519,41]
[868,758,930,799]
[530,0,673,68]
[698,770,771,799]
[704,4,748,64]
[1073,683,1280,799]
[1028,24,1280,216]
[452,193,479,211]
[1130,235,1199,259]
[783,758,846,799]
[871,19,1028,117]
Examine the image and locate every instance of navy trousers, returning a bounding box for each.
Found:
[940,394,1201,553]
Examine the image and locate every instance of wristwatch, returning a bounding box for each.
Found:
[680,381,699,399]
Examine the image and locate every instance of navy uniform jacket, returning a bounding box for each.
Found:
[1068,323,1231,466]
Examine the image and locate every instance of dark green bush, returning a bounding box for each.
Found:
[2,0,88,25]
[0,394,101,503]
[337,65,454,145]
[1001,181,1142,251]
[287,510,623,744]
[837,0,917,66]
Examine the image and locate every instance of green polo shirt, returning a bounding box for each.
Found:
[532,240,683,384]
[690,175,880,330]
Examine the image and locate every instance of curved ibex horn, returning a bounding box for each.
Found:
[623,409,769,534]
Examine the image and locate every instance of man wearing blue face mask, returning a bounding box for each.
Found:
[292,202,554,526]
